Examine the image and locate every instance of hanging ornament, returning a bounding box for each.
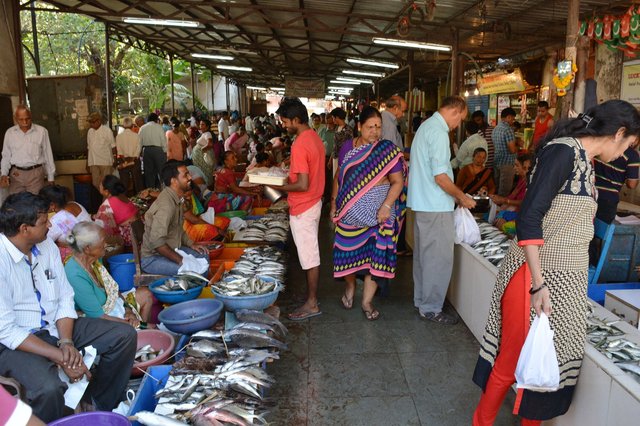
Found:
[552,60,578,97]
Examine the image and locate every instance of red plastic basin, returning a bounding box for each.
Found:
[131,329,175,377]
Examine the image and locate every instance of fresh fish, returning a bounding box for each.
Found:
[235,310,287,335]
[233,321,284,339]
[617,362,640,376]
[192,330,224,340]
[134,410,188,425]
[226,328,288,350]
[193,409,250,426]
[187,339,227,358]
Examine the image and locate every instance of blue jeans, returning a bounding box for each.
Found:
[141,246,208,276]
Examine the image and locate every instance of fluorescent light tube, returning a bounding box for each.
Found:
[192,53,234,60]
[372,37,451,52]
[342,70,385,78]
[217,65,252,72]
[335,77,374,84]
[328,86,353,90]
[346,58,399,69]
[269,87,285,91]
[123,18,201,28]
[246,86,266,90]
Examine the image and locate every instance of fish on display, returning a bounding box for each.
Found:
[213,275,282,296]
[155,274,206,293]
[133,410,188,425]
[225,327,288,350]
[587,311,640,382]
[135,344,164,363]
[235,309,288,336]
[187,339,227,358]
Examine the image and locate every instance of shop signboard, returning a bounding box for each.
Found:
[621,60,640,108]
[284,78,325,98]
[477,69,526,95]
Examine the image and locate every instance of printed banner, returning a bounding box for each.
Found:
[477,69,526,95]
[285,78,325,98]
[621,60,640,107]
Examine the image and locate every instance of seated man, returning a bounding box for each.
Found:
[140,160,209,276]
[0,192,136,423]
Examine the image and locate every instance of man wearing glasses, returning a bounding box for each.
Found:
[0,192,137,423]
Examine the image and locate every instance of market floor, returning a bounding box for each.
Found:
[266,211,518,426]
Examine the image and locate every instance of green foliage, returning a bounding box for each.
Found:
[20,3,202,118]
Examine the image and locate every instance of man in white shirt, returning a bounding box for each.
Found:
[139,113,167,188]
[1,106,56,194]
[381,95,407,150]
[218,111,230,142]
[0,192,136,422]
[244,113,254,135]
[115,116,143,194]
[86,112,115,190]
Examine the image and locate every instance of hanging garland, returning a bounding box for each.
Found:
[579,5,640,58]
[552,61,578,97]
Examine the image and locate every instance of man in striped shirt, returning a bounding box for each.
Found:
[0,192,136,422]
[472,110,495,169]
[594,146,640,223]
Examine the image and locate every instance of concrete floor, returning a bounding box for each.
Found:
[266,214,519,426]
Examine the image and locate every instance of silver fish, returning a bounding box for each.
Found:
[134,411,188,425]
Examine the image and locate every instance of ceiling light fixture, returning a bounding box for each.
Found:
[269,87,285,91]
[372,37,452,52]
[346,58,399,69]
[342,70,385,78]
[464,90,469,97]
[328,90,352,95]
[217,65,252,72]
[123,17,201,28]
[474,88,480,96]
[335,76,374,84]
[328,86,353,91]
[192,53,234,61]
[246,86,266,90]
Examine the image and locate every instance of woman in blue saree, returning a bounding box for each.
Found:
[330,106,407,320]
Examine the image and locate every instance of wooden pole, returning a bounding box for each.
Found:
[210,71,215,113]
[573,35,590,114]
[104,24,113,129]
[12,0,26,104]
[559,0,580,119]
[191,62,196,113]
[225,78,230,114]
[450,27,459,96]
[169,55,175,117]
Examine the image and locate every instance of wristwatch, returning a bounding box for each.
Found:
[57,338,74,347]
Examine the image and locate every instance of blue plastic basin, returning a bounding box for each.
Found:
[149,278,204,304]
[157,298,223,334]
[212,276,283,312]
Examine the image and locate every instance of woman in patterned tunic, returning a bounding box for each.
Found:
[330,106,407,320]
[472,100,640,425]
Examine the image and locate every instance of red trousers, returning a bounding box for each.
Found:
[473,264,542,426]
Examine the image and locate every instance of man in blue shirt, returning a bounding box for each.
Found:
[492,107,518,196]
[408,96,476,325]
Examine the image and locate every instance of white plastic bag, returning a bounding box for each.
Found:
[175,249,209,275]
[453,206,481,245]
[487,200,498,224]
[515,313,560,392]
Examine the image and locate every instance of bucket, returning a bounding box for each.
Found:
[49,412,130,426]
[108,253,136,292]
[263,185,284,203]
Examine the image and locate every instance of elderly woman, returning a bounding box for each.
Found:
[473,100,640,425]
[455,147,495,195]
[39,185,92,259]
[93,175,138,247]
[64,221,154,327]
[330,106,407,320]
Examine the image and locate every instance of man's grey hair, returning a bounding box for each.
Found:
[67,221,104,253]
[121,116,134,128]
[385,95,405,109]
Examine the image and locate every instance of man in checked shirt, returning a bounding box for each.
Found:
[0,192,136,423]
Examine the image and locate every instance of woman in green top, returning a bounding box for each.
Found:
[64,221,154,326]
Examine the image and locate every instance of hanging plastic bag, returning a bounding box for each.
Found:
[453,206,481,245]
[487,200,498,224]
[515,313,560,392]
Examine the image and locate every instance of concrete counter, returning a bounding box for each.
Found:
[449,242,640,425]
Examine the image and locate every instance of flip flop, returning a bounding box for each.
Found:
[341,294,354,310]
[287,310,323,321]
[362,308,380,321]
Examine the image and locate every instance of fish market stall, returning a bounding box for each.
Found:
[449,222,640,425]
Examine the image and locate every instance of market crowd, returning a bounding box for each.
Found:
[1,93,639,425]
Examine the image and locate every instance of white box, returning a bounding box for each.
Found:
[247,174,287,186]
[605,289,640,329]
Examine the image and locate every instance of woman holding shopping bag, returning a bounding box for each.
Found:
[472,100,640,425]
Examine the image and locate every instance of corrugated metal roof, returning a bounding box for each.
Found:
[30,0,627,88]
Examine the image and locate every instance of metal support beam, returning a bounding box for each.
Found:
[105,24,113,129]
[450,27,459,96]
[226,78,230,114]
[30,2,41,75]
[169,54,175,116]
[191,62,196,113]
[12,0,26,104]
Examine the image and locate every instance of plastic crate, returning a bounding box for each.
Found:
[218,247,246,261]
[128,365,172,425]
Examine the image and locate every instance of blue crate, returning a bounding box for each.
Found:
[128,365,171,426]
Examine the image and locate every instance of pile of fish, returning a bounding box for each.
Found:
[587,311,640,383]
[225,247,287,284]
[212,275,282,297]
[133,310,287,426]
[236,216,290,243]
[153,273,209,293]
[470,222,511,267]
[135,344,164,363]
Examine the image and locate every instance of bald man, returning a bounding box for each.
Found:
[381,95,408,150]
[0,106,55,194]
